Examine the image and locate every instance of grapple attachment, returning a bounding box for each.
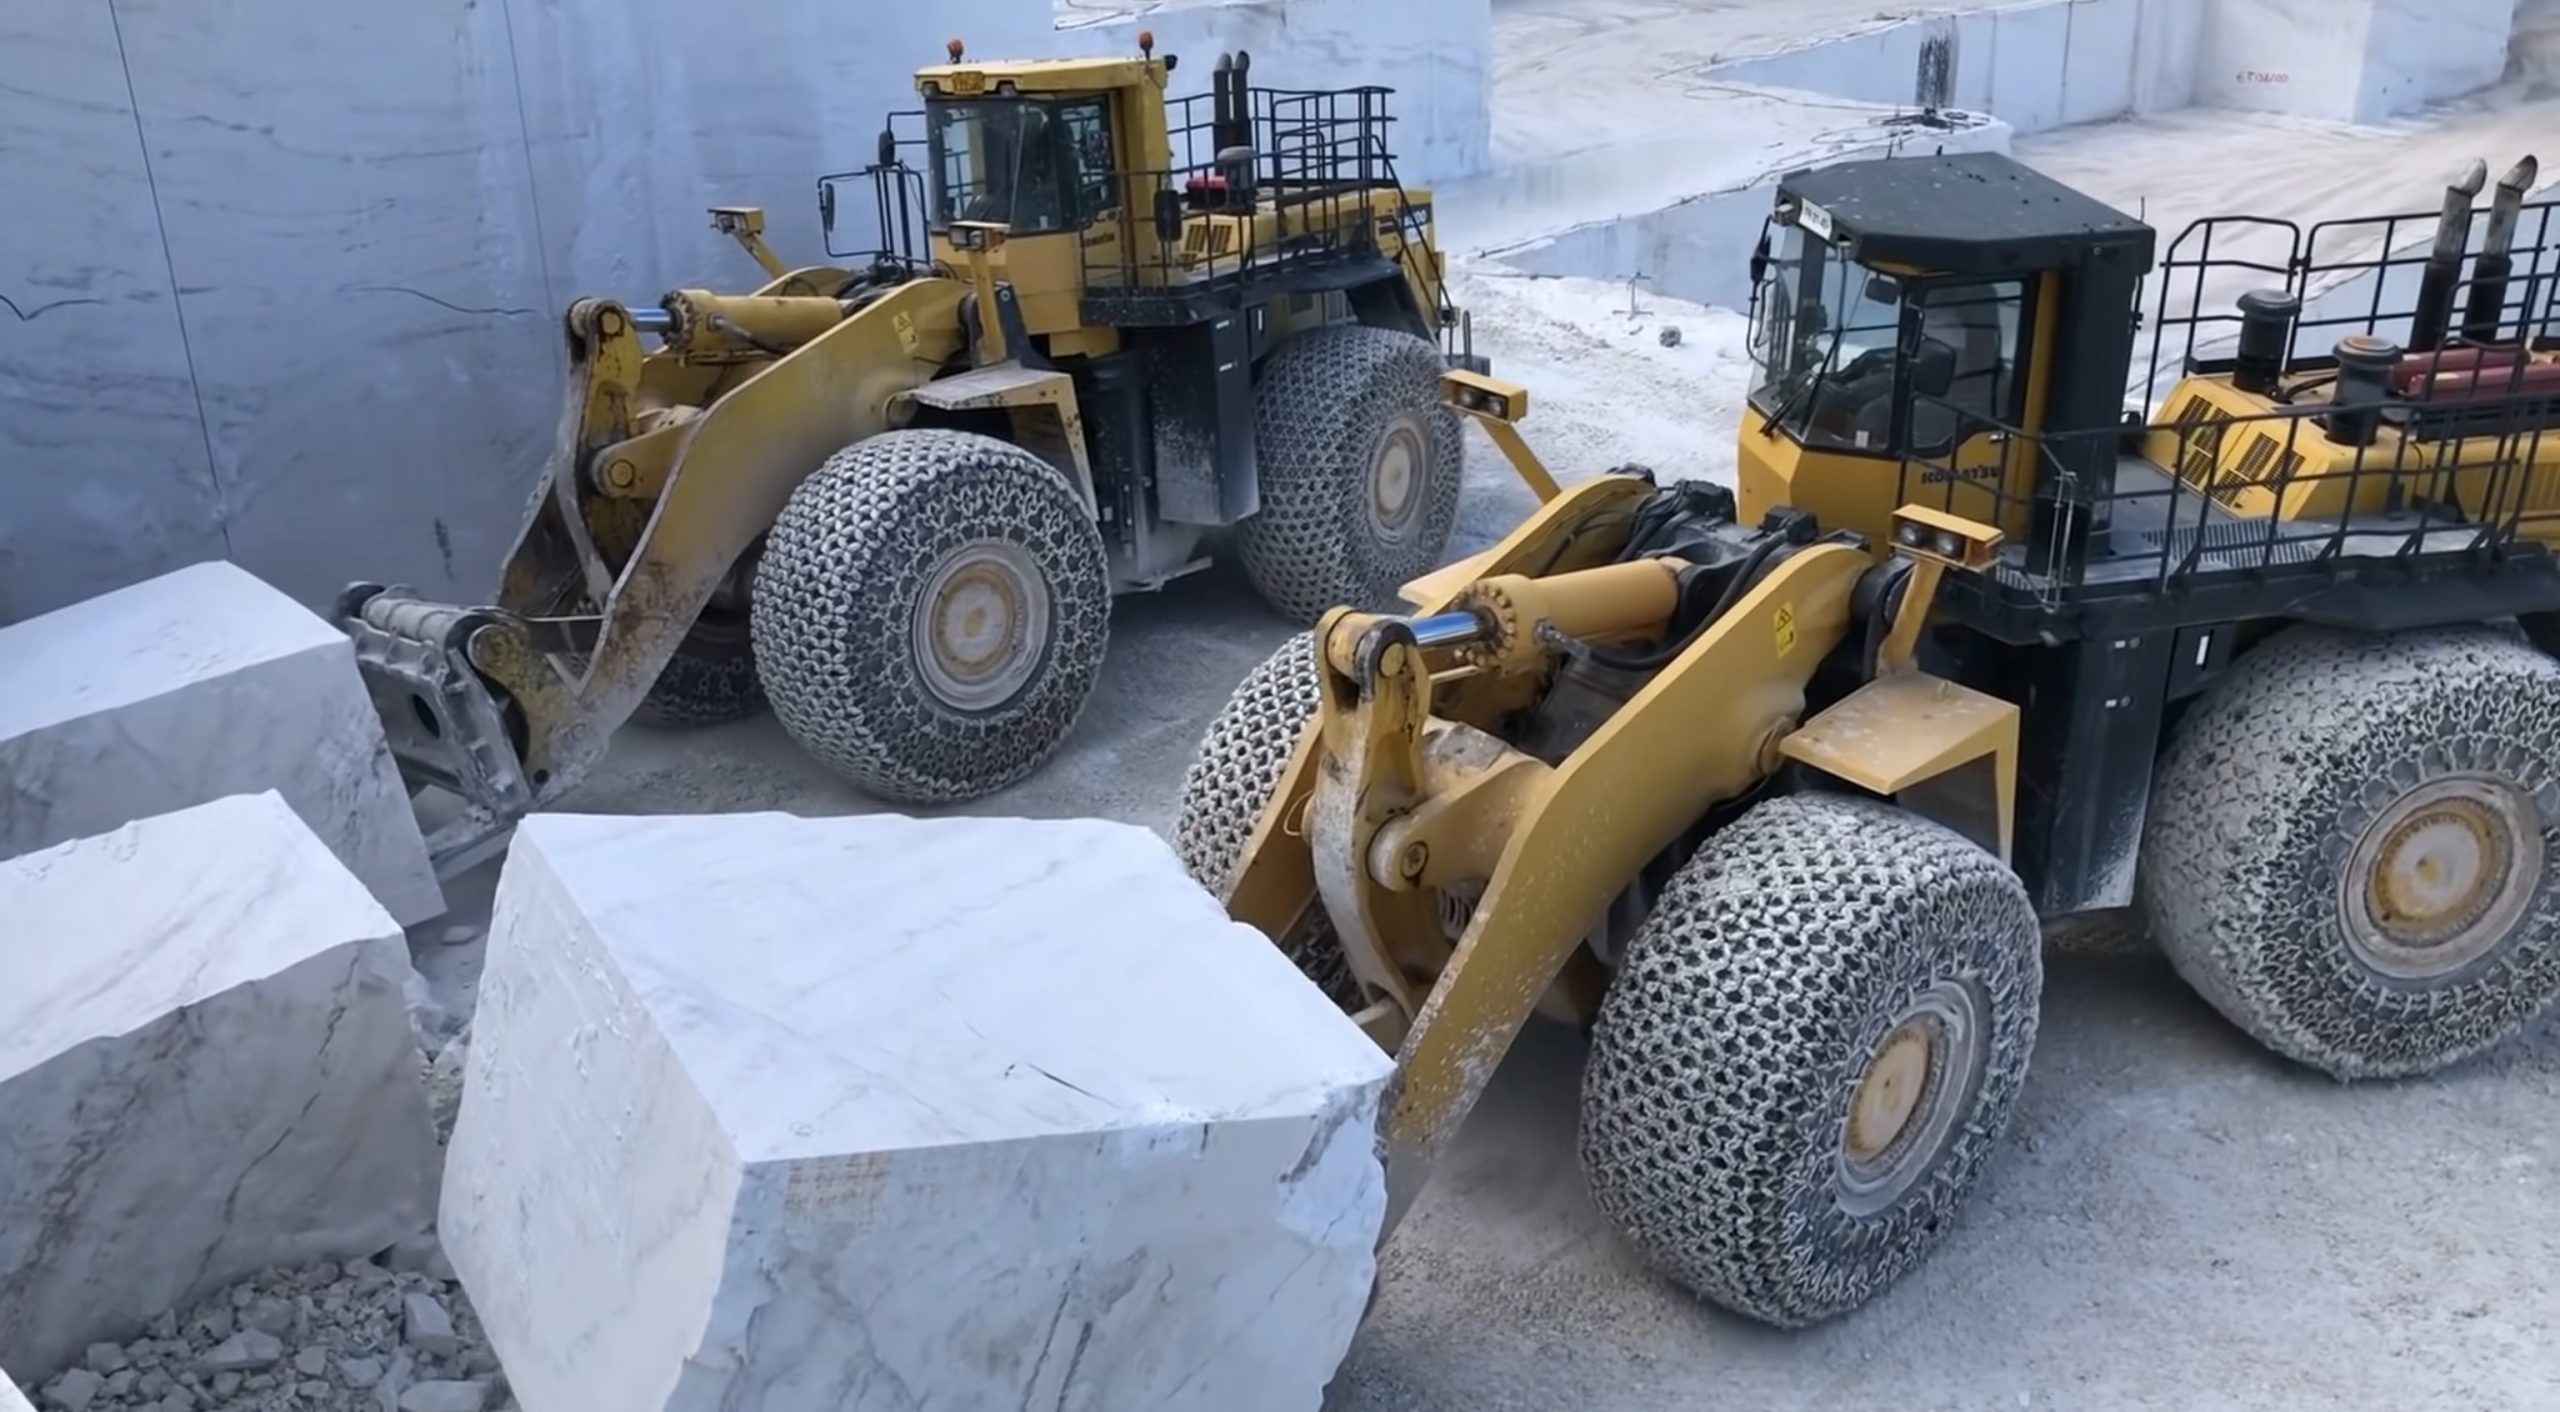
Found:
[337,584,563,874]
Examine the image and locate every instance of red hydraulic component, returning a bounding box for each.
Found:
[2392,347,2560,403]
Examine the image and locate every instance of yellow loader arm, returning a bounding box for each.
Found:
[1227,476,2019,1238]
[341,240,973,873]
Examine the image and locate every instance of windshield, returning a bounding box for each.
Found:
[926,97,1118,237]
[1748,222,2028,454]
[929,99,1065,233]
[1748,222,1907,451]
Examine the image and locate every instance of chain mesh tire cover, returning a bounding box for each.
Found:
[1172,631,1359,1006]
[750,429,1109,804]
[1580,793,2042,1327]
[630,615,765,728]
[2139,625,2560,1078]
[1236,324,1466,625]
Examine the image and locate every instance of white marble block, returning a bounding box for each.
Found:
[0,793,441,1378]
[0,559,442,925]
[0,1368,28,1412]
[442,812,1392,1412]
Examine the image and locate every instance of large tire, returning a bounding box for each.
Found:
[1237,325,1465,624]
[1172,633,1358,1006]
[573,554,766,729]
[1580,794,2042,1327]
[751,430,1110,804]
[630,611,764,728]
[2139,626,2560,1078]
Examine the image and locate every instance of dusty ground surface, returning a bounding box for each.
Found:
[402,261,2560,1408]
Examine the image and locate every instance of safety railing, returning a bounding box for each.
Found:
[1081,82,1416,306]
[1897,378,2560,607]
[2142,183,2559,408]
[823,81,1455,335]
[817,112,934,270]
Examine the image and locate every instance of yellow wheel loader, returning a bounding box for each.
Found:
[342,38,1504,872]
[1183,150,2560,1326]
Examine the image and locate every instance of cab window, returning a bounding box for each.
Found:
[1748,222,2029,455]
[1748,227,1906,452]
[1912,280,2027,440]
[1056,99,1117,223]
[928,99,1065,233]
[926,96,1117,235]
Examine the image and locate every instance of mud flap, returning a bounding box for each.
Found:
[1154,313,1259,527]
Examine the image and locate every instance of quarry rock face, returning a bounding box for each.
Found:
[0,794,442,1379]
[440,811,1393,1412]
[0,559,442,926]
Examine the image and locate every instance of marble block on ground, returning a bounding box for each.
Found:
[442,811,1394,1412]
[0,1369,27,1412]
[0,559,442,925]
[0,793,441,1377]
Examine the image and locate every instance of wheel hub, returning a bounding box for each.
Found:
[1366,416,1429,541]
[913,539,1050,712]
[1837,978,1988,1217]
[2344,774,2541,981]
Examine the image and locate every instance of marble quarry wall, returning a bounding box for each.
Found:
[2193,0,2523,123]
[0,0,1488,623]
[1481,0,2532,311]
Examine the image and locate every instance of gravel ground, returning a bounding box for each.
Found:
[395,268,2560,1410]
[31,1244,504,1412]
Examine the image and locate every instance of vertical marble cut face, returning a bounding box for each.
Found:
[0,559,442,926]
[0,793,441,1379]
[1,0,1494,623]
[442,810,1394,1412]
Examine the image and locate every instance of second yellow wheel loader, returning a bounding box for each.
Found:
[1184,150,2560,1326]
[341,39,1504,872]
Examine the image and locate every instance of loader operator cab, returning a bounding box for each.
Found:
[1738,152,2154,552]
[904,46,1180,348]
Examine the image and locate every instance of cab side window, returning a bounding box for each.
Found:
[1918,281,2026,423]
[1057,100,1117,225]
[1904,279,2027,455]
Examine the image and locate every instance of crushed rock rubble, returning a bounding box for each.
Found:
[33,1241,508,1412]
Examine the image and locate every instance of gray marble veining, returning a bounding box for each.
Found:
[0,794,441,1380]
[443,810,1391,1412]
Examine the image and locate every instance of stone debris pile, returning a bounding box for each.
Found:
[23,1241,505,1412]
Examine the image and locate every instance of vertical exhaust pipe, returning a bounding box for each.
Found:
[2462,155,2541,345]
[2409,159,2489,354]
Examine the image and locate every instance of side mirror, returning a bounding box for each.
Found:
[877,127,898,169]
[1154,188,1185,245]
[1864,272,1905,305]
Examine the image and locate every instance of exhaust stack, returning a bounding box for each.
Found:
[2461,155,2542,345]
[2232,288,2300,395]
[2326,335,2401,447]
[2409,160,2490,355]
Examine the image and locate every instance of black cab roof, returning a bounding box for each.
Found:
[1776,151,2156,276]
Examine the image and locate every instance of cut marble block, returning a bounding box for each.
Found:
[442,812,1393,1412]
[0,1368,27,1412]
[0,559,442,925]
[0,793,441,1377]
